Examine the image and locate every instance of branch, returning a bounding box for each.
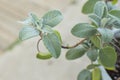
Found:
[61,38,87,49]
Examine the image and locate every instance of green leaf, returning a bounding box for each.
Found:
[42,25,54,33]
[29,13,40,26]
[89,14,101,27]
[113,20,120,28]
[43,33,61,58]
[42,10,63,27]
[87,49,98,61]
[94,1,107,18]
[82,0,99,14]
[92,67,101,80]
[66,45,87,60]
[77,69,92,80]
[99,46,117,70]
[36,52,52,60]
[54,30,62,43]
[19,26,40,41]
[109,10,120,20]
[97,28,114,42]
[87,64,100,70]
[90,36,101,48]
[112,0,118,5]
[71,23,97,38]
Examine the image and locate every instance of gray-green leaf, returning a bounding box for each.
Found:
[42,10,63,27]
[89,14,101,27]
[77,69,92,80]
[97,28,114,42]
[109,10,120,20]
[43,33,61,58]
[99,46,117,70]
[71,23,97,38]
[19,26,40,40]
[90,36,101,48]
[82,0,99,14]
[87,49,98,61]
[66,45,87,60]
[94,1,107,18]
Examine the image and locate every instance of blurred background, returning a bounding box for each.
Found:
[0,0,95,80]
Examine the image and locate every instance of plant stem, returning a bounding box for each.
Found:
[37,38,42,52]
[61,38,87,49]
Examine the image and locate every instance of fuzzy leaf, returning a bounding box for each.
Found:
[89,14,101,27]
[94,1,107,18]
[82,0,99,14]
[66,45,87,60]
[109,10,120,20]
[87,49,98,61]
[99,46,117,70]
[71,23,97,38]
[42,10,63,27]
[77,69,92,80]
[97,28,114,42]
[43,33,61,58]
[19,26,40,40]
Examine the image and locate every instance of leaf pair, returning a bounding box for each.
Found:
[77,68,101,80]
[19,10,63,41]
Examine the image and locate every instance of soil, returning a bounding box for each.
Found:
[106,38,120,80]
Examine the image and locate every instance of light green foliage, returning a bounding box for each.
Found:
[66,45,87,60]
[71,23,97,38]
[112,0,118,5]
[37,52,52,60]
[77,69,92,80]
[92,67,101,80]
[109,10,120,20]
[99,46,117,70]
[90,36,101,48]
[19,0,120,80]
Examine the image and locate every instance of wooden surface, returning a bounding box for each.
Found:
[0,0,71,53]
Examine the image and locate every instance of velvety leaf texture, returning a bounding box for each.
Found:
[71,23,97,38]
[97,28,114,42]
[87,49,98,61]
[89,14,101,27]
[94,1,107,18]
[66,45,87,60]
[42,10,63,27]
[109,10,120,20]
[43,33,61,58]
[82,0,99,14]
[19,26,40,41]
